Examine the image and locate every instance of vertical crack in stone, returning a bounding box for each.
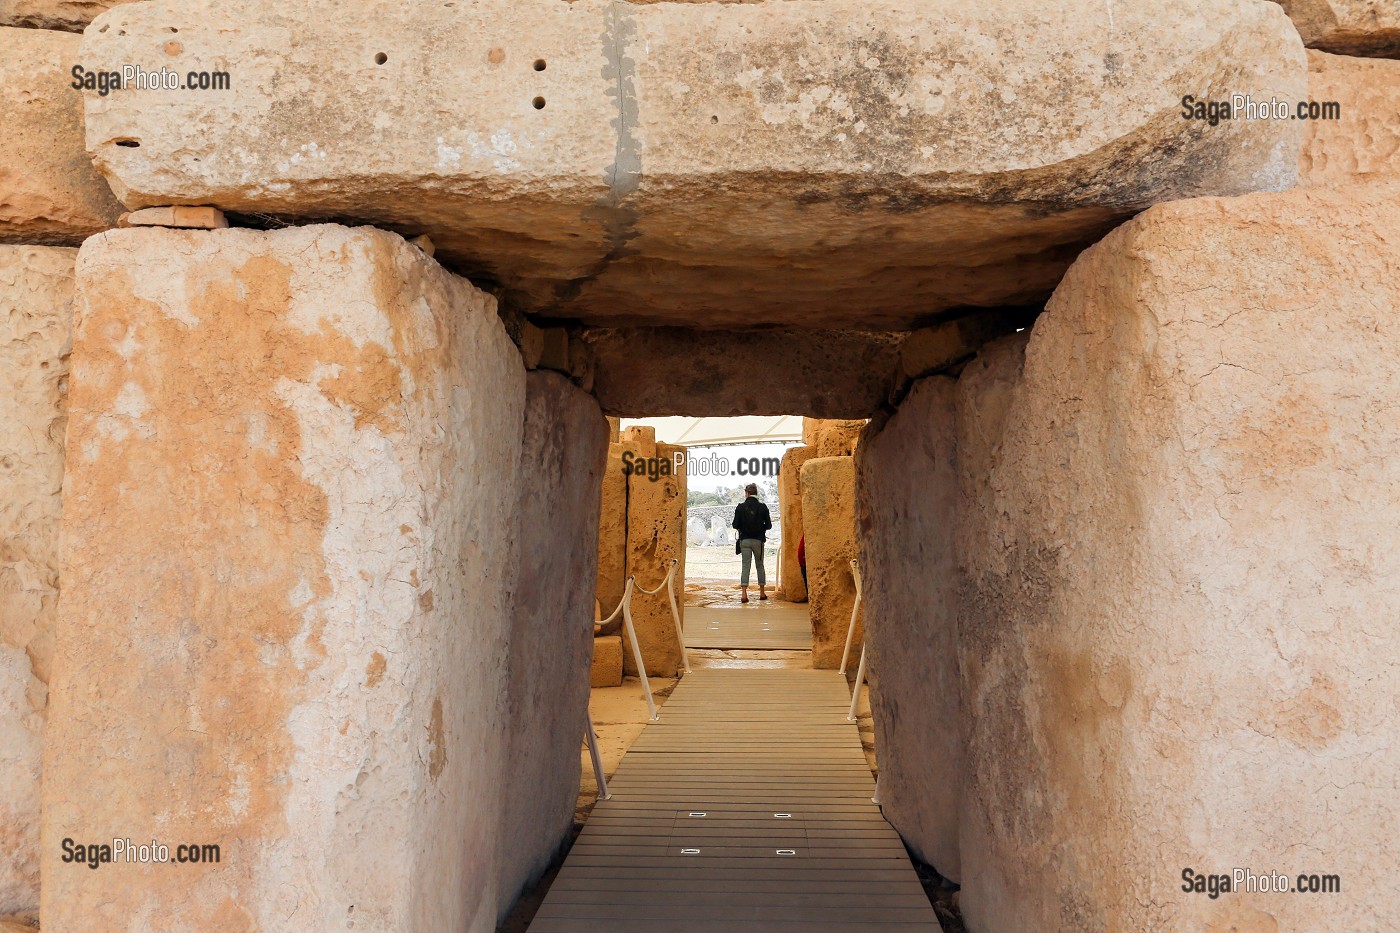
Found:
[552,1,642,307]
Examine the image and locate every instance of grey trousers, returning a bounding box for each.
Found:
[739,538,766,586]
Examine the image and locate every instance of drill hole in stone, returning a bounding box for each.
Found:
[375,52,388,65]
[534,59,547,71]
[533,96,546,110]
[114,138,141,148]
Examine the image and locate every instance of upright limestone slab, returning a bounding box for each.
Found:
[499,371,608,915]
[776,445,818,602]
[0,27,123,243]
[957,184,1400,932]
[0,244,75,920]
[43,225,527,932]
[800,456,858,669]
[79,0,1304,328]
[624,441,686,677]
[855,376,961,882]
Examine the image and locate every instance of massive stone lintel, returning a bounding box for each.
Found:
[43,225,526,932]
[585,328,900,418]
[80,0,1304,329]
[0,244,74,921]
[957,183,1400,932]
[1274,0,1400,56]
[499,371,608,915]
[1,27,123,244]
[856,375,962,882]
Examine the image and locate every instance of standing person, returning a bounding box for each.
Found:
[732,482,772,603]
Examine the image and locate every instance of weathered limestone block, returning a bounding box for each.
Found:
[957,184,1400,932]
[0,645,42,921]
[1,27,123,244]
[584,328,900,418]
[1299,51,1400,187]
[589,635,623,688]
[80,0,1304,329]
[0,245,74,920]
[499,371,608,913]
[855,376,961,882]
[1274,0,1400,55]
[44,225,527,932]
[77,0,615,308]
[800,456,858,669]
[595,441,632,618]
[803,418,865,458]
[624,441,685,676]
[0,0,118,31]
[777,445,819,602]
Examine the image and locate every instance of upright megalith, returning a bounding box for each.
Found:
[77,0,1305,328]
[624,440,686,676]
[0,244,75,921]
[43,224,526,932]
[957,183,1400,932]
[1,27,123,243]
[499,371,609,916]
[855,376,961,882]
[777,445,819,602]
[800,456,858,669]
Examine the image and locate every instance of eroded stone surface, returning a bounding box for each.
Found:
[499,371,608,913]
[800,456,858,669]
[1299,51,1400,186]
[0,0,117,31]
[44,225,526,932]
[957,184,1400,932]
[595,441,633,618]
[79,0,1304,328]
[803,418,864,458]
[624,441,686,676]
[78,0,615,308]
[856,376,961,882]
[777,445,818,602]
[0,245,74,919]
[584,328,900,418]
[1275,0,1400,55]
[1,27,123,244]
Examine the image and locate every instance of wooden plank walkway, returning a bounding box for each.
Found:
[683,605,813,650]
[528,669,940,932]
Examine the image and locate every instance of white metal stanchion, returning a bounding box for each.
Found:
[619,577,660,722]
[839,558,864,675]
[633,558,689,675]
[847,640,869,723]
[584,712,611,801]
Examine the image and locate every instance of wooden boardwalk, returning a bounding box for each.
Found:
[683,605,813,650]
[528,669,940,932]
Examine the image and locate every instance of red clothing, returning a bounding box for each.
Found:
[797,534,806,568]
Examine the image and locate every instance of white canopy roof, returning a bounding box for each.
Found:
[622,416,802,448]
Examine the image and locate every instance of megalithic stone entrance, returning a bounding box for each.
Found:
[42,225,527,932]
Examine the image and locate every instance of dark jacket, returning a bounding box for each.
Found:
[732,496,772,551]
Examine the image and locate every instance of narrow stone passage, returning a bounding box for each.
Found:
[528,669,938,932]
